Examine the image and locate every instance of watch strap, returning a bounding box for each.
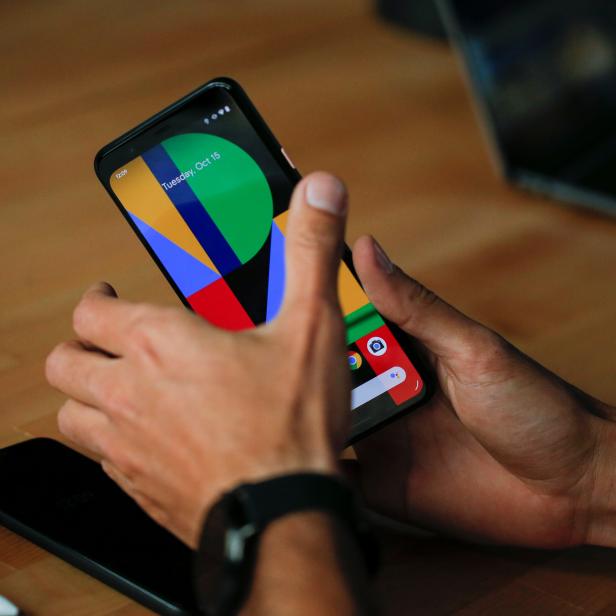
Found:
[234,473,359,532]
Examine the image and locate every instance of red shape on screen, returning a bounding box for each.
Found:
[357,325,423,405]
[188,279,254,331]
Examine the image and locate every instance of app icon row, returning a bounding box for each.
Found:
[347,336,388,370]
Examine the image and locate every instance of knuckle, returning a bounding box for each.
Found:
[156,307,186,336]
[294,226,324,251]
[107,444,141,480]
[72,297,93,332]
[406,281,439,310]
[470,327,505,358]
[129,305,155,331]
[291,213,340,257]
[45,341,73,384]
[57,402,76,438]
[94,431,115,459]
[44,346,62,383]
[129,327,153,357]
[85,367,120,410]
[128,307,162,352]
[102,439,121,465]
[463,327,513,374]
[129,306,179,345]
[399,282,440,331]
[88,369,113,402]
[100,382,135,419]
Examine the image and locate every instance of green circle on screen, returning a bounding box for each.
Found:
[161,133,273,265]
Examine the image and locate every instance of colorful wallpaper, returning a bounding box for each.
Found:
[111,132,422,406]
[111,132,384,343]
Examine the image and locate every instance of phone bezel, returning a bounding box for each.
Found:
[94,76,432,444]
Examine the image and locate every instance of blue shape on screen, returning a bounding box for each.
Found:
[141,144,241,276]
[129,213,220,297]
[266,222,286,321]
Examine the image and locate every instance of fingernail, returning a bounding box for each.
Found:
[86,281,117,297]
[373,238,394,274]
[305,174,347,216]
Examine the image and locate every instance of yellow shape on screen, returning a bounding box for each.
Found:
[110,157,218,273]
[337,262,368,317]
[273,210,368,317]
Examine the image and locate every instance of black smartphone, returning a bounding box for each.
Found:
[0,438,198,615]
[94,77,430,443]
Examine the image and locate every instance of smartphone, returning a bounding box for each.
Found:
[94,77,430,443]
[0,438,197,615]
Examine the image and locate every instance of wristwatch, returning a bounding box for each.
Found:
[193,473,377,616]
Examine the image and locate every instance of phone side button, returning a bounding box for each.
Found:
[281,147,296,170]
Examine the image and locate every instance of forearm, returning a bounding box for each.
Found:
[242,512,373,616]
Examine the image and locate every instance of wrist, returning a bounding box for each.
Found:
[587,418,616,548]
[249,444,342,484]
[243,512,370,616]
[195,473,374,616]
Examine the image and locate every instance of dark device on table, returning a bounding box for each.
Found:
[94,77,431,443]
[0,438,198,615]
[439,0,616,217]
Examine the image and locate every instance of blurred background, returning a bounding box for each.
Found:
[1,1,616,614]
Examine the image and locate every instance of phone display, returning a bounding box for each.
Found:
[95,79,429,440]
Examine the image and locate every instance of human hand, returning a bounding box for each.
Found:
[349,235,616,549]
[45,172,350,548]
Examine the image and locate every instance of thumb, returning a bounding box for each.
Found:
[352,235,482,359]
[279,171,348,316]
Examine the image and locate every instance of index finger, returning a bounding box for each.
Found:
[72,282,142,355]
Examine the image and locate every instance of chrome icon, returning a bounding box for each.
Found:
[348,351,363,371]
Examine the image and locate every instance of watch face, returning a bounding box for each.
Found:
[194,492,256,615]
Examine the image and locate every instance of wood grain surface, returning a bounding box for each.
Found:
[1,1,616,614]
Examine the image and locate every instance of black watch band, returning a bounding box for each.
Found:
[193,473,377,616]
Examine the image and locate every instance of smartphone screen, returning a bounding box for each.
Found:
[96,80,427,438]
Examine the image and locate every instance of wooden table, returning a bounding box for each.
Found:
[2,1,615,613]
